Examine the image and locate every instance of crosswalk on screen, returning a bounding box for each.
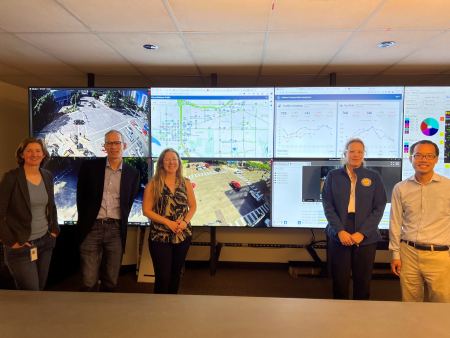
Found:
[29,88,150,158]
[402,87,450,179]
[151,88,274,158]
[274,87,404,158]
[151,159,271,227]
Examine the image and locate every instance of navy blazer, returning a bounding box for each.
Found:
[76,158,140,249]
[0,166,60,247]
[322,165,387,245]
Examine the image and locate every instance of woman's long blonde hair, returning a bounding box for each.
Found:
[152,148,184,206]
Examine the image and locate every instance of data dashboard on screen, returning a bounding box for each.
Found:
[402,87,450,179]
[46,157,150,226]
[271,159,402,229]
[274,87,404,158]
[29,88,150,158]
[151,88,274,158]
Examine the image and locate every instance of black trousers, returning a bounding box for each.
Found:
[329,215,377,300]
[148,237,192,294]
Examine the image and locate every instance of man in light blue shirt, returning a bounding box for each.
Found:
[389,140,450,302]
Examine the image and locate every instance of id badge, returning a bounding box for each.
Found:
[30,246,38,261]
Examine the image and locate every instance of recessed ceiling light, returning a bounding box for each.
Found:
[143,44,158,50]
[378,41,395,48]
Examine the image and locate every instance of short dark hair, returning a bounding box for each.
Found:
[410,140,439,157]
[15,137,50,168]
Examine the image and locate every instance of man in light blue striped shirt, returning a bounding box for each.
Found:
[389,140,450,302]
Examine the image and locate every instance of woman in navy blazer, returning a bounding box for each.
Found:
[322,138,386,300]
[0,137,59,291]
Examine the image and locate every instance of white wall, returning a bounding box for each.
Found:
[0,81,28,175]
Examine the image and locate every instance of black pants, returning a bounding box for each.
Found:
[329,215,377,300]
[148,237,192,294]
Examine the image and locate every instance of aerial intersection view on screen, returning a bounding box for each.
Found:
[30,88,149,158]
[151,88,274,158]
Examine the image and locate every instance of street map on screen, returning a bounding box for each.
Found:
[151,88,274,158]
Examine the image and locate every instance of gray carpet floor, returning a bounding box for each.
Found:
[46,267,404,301]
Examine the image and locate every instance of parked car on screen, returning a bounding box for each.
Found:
[142,129,147,135]
[205,163,210,168]
[230,181,242,190]
[197,167,202,171]
[235,170,243,174]
[214,167,221,172]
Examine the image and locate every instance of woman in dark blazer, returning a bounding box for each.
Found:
[322,138,387,300]
[0,137,60,291]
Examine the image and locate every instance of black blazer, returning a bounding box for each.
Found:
[0,166,60,247]
[76,158,140,249]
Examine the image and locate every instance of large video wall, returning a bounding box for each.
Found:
[29,86,449,229]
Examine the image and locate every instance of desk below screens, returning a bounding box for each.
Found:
[0,290,447,338]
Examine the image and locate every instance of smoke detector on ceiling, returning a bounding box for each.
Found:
[143,44,158,50]
[377,41,395,48]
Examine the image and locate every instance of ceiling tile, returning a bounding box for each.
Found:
[364,0,450,30]
[384,32,450,74]
[0,62,27,76]
[100,33,199,76]
[0,0,89,32]
[323,30,444,75]
[272,0,383,31]
[184,33,266,75]
[60,0,177,32]
[18,33,140,75]
[0,34,83,76]
[95,75,153,88]
[262,32,353,75]
[168,0,273,32]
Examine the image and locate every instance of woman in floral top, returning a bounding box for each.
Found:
[143,148,197,294]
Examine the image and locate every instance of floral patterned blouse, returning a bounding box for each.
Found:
[150,178,192,244]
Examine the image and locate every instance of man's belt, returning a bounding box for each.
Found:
[401,239,449,251]
[95,218,120,224]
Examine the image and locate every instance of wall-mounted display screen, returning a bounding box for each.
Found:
[271,159,402,229]
[45,157,150,226]
[402,87,450,179]
[151,88,274,159]
[150,159,271,227]
[29,88,150,158]
[274,87,404,159]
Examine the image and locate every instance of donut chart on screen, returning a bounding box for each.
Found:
[420,118,439,136]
